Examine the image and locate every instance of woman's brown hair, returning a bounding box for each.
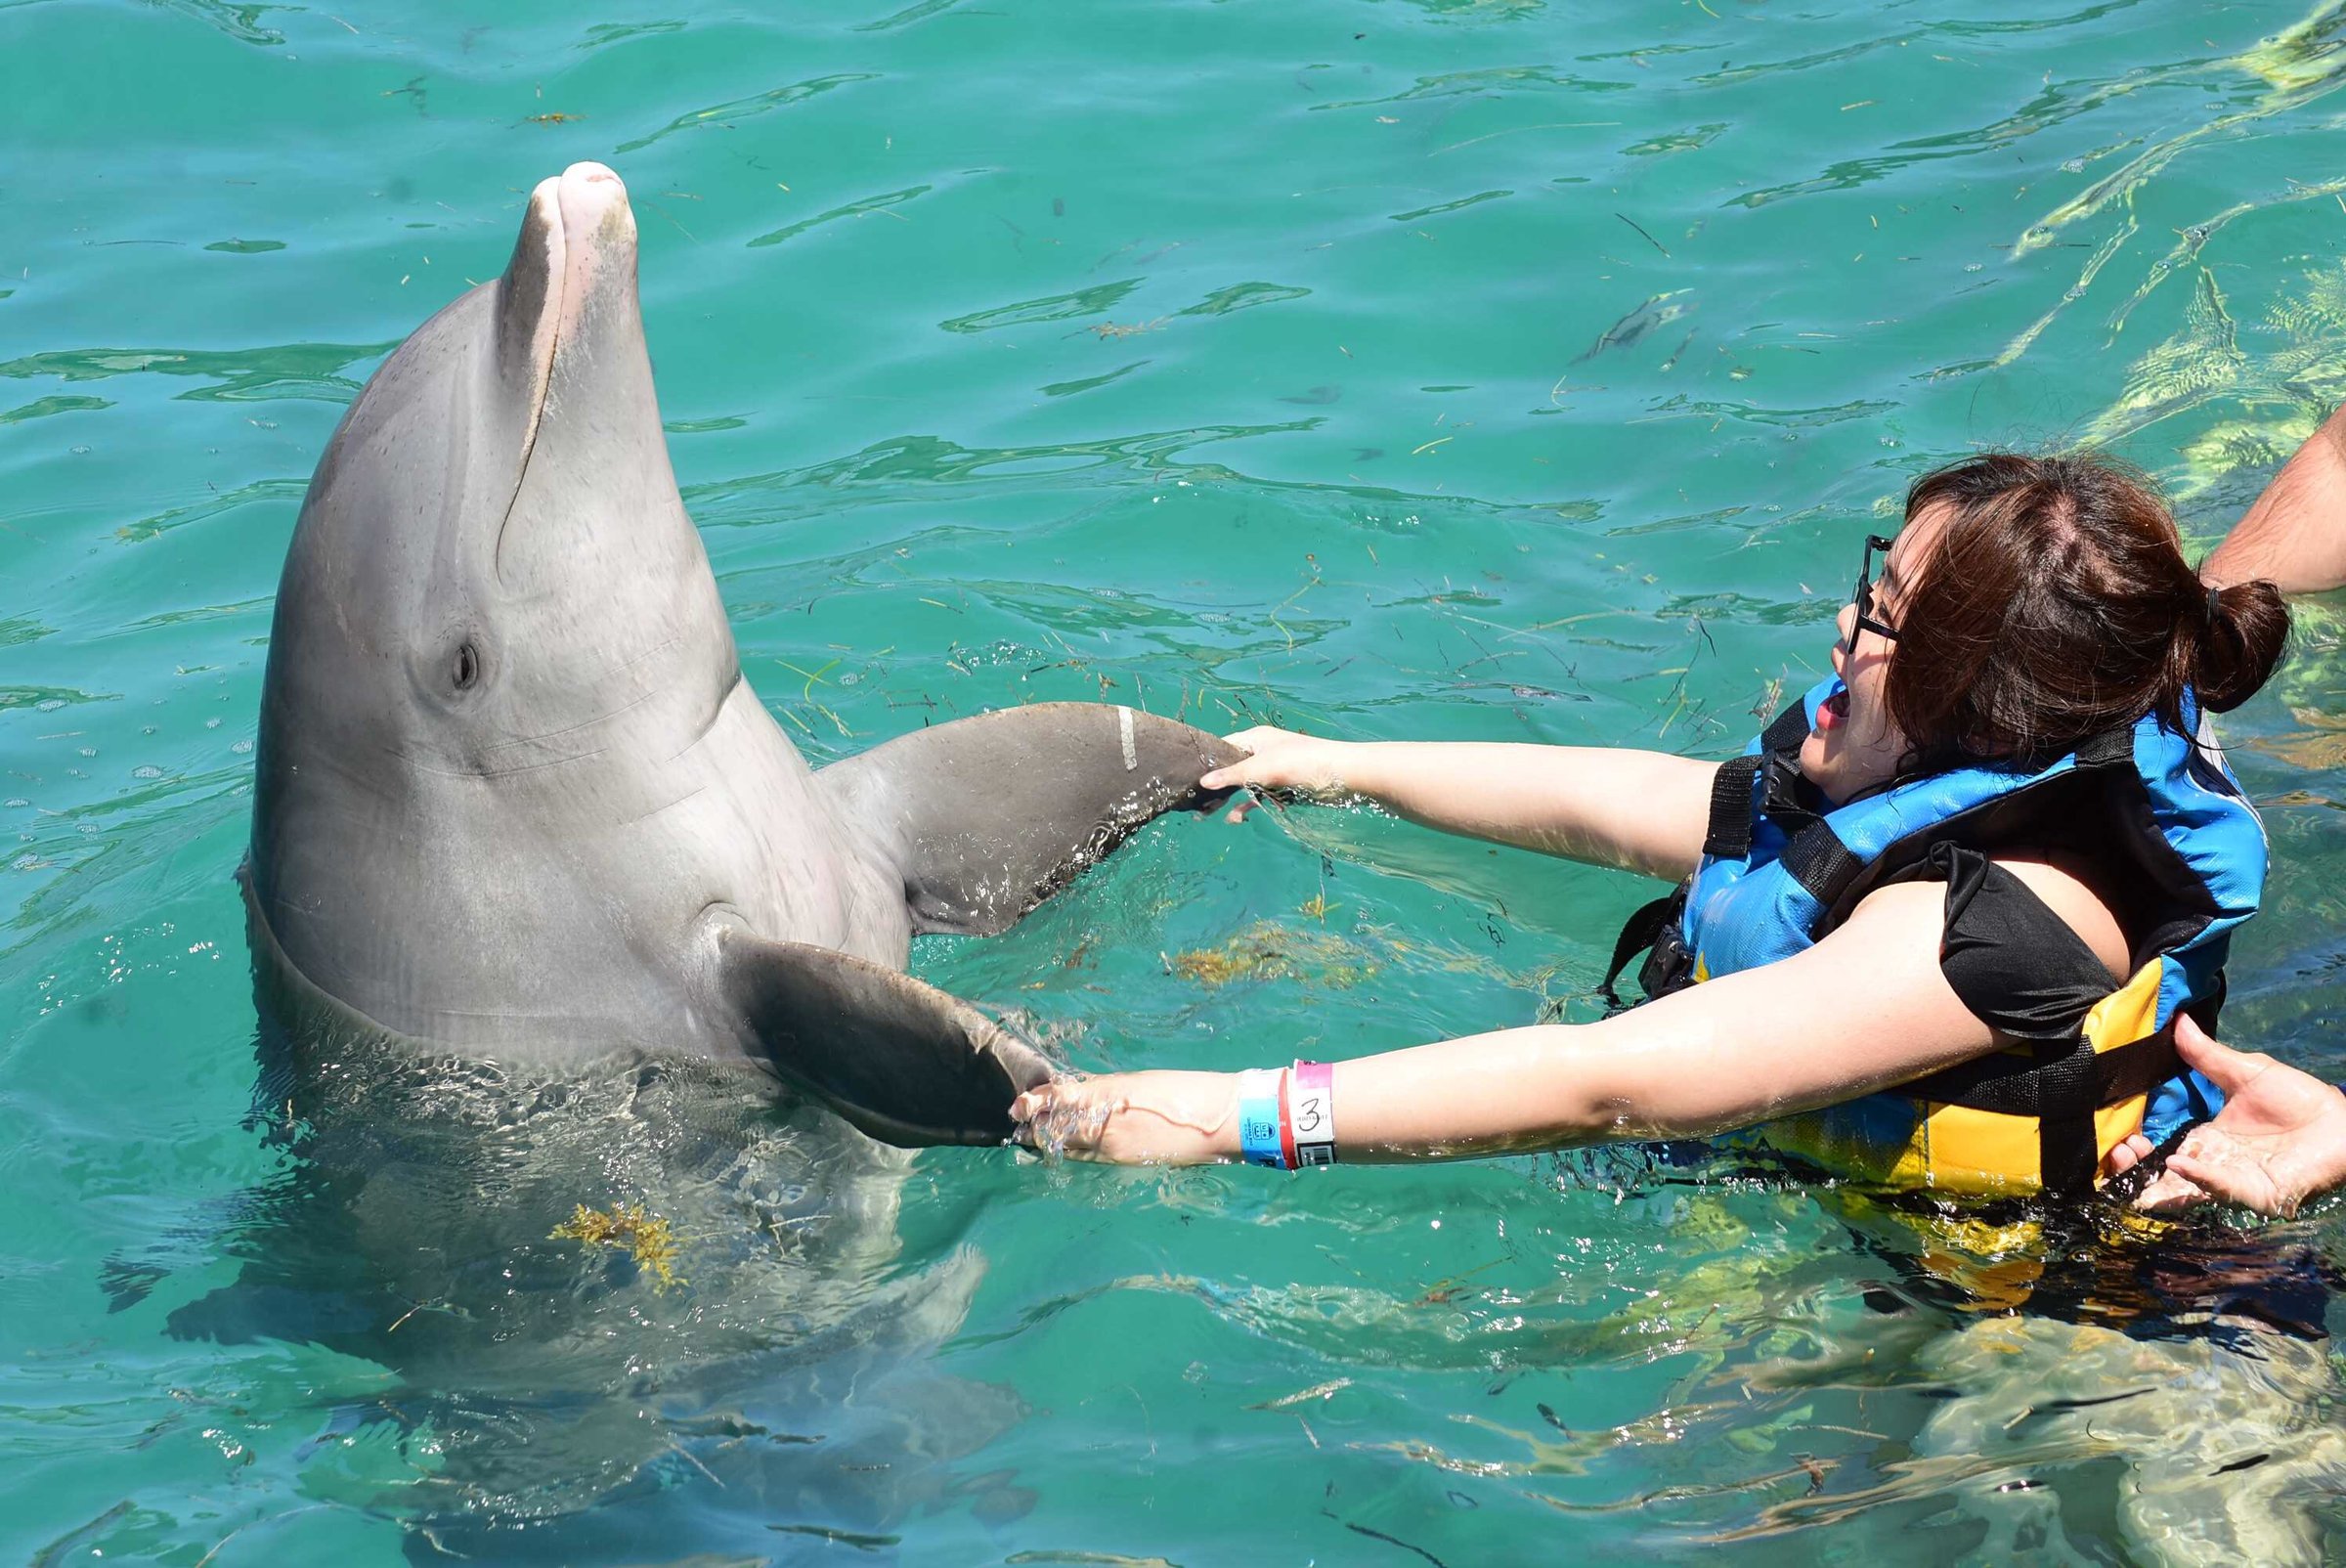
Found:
[1884,453,2288,770]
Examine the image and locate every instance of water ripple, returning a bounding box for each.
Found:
[614,71,879,154]
[0,343,387,404]
[748,184,933,249]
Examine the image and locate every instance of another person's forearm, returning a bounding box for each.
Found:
[2203,402,2346,592]
[1312,741,1714,879]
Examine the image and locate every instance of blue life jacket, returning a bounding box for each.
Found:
[1607,675,2266,1198]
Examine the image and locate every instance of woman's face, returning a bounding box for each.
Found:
[1799,507,1941,804]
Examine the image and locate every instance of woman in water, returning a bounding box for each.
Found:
[1013,453,2290,1197]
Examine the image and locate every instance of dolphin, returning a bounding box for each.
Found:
[245,160,1238,1145]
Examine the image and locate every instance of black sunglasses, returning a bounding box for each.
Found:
[1851,532,1901,644]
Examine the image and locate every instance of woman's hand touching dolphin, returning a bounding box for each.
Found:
[1198,726,1355,823]
[1012,1072,1239,1163]
[2107,1017,2346,1218]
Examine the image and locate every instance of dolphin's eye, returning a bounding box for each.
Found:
[453,642,481,692]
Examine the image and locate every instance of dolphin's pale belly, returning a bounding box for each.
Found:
[253,678,908,1063]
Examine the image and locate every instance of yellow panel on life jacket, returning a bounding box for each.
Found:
[1755,959,2167,1198]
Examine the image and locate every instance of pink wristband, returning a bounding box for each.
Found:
[1289,1061,1336,1167]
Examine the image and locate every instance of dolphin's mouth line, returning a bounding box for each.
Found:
[490,200,571,587]
[490,336,559,586]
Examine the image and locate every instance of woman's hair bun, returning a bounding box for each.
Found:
[2193,577,2289,714]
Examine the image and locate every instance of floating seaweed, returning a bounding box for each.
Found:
[549,1202,684,1289]
[1165,921,1379,989]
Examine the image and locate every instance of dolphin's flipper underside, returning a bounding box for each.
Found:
[817,703,1243,937]
[718,931,1052,1146]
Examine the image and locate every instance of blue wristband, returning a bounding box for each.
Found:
[1238,1067,1287,1168]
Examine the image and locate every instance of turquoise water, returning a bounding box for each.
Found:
[12,0,2346,1560]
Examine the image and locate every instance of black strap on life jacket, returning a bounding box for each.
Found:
[1610,694,1820,1008]
[2070,724,2138,769]
[1702,697,1820,860]
[1702,758,1761,859]
[1778,825,1865,914]
[1906,1027,2185,1113]
[1897,1025,2179,1198]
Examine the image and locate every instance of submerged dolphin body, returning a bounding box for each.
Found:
[246,161,1236,1141]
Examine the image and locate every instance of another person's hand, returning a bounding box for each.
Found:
[2107,1017,2346,1218]
[1011,1070,1238,1163]
[1200,725,1355,823]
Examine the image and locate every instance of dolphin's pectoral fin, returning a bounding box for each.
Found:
[717,932,1051,1147]
[820,703,1243,937]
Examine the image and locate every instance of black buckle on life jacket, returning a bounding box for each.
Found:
[1599,884,1688,1012]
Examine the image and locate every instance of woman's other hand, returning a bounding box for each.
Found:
[2109,1017,2346,1218]
[1200,726,1353,823]
[1011,1070,1239,1163]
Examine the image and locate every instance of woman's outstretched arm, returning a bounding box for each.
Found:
[1202,726,1719,881]
[1015,860,2126,1164]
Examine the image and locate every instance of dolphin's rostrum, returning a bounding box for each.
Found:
[246,161,1238,1144]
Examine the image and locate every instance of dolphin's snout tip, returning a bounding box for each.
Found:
[555,161,634,249]
[495,162,638,412]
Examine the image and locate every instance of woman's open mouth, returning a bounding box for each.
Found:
[1815,687,1850,733]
